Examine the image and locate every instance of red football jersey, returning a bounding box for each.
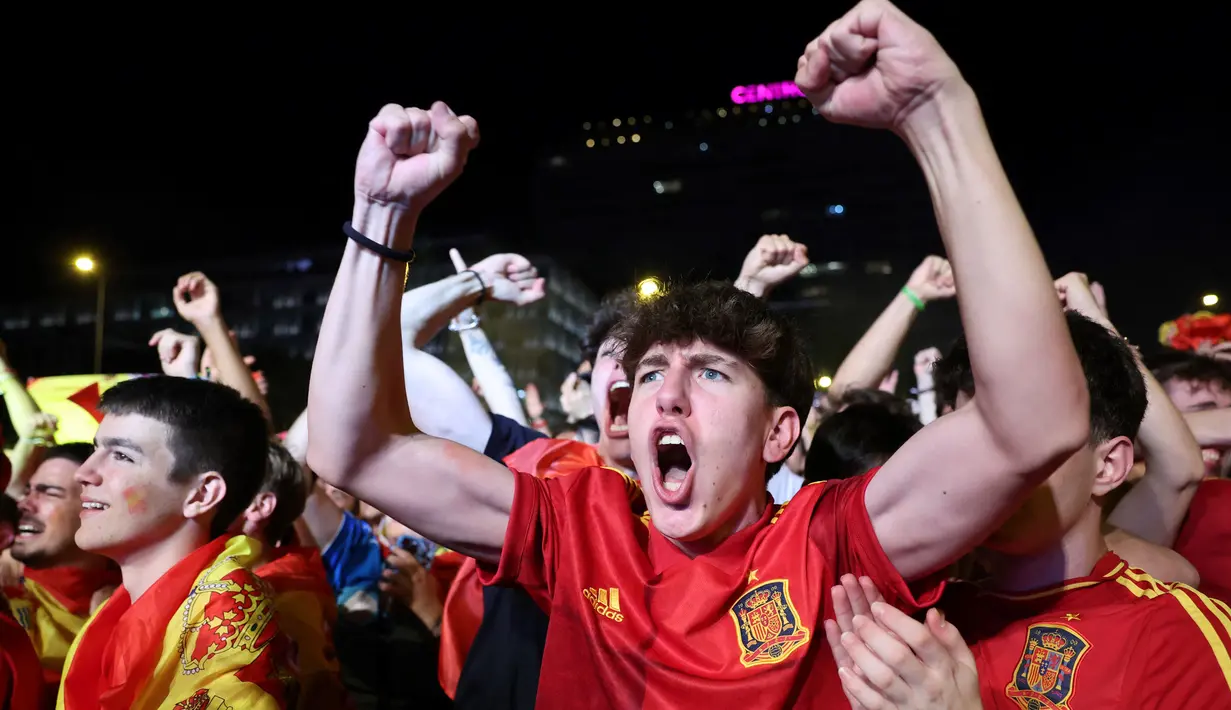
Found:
[479,466,942,709]
[942,552,1231,708]
[1174,478,1230,601]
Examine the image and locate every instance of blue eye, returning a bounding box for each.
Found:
[640,371,662,384]
[701,368,724,381]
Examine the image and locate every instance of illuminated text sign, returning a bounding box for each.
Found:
[730,81,805,105]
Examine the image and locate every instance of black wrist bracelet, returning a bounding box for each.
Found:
[342,221,417,264]
[464,269,487,305]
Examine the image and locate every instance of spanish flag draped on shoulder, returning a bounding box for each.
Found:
[57,535,295,710]
[257,546,348,710]
[438,437,608,699]
[3,564,121,688]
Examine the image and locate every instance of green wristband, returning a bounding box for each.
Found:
[901,286,926,311]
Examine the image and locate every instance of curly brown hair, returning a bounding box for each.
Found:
[613,281,814,450]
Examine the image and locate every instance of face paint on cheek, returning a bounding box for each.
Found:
[122,486,149,515]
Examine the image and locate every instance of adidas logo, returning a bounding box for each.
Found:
[582,586,625,623]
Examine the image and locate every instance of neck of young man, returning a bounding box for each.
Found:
[115,524,211,602]
[982,506,1108,593]
[596,441,637,480]
[671,488,767,559]
[26,549,112,573]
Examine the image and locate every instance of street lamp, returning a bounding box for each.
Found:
[74,255,106,374]
[1202,293,1219,307]
[815,375,832,389]
[637,277,662,300]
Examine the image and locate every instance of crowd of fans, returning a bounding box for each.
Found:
[1,2,1228,708]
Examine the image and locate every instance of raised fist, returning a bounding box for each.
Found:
[1054,272,1108,321]
[905,255,955,303]
[149,328,203,379]
[354,102,479,213]
[737,234,810,297]
[173,272,221,325]
[451,249,546,307]
[795,0,962,131]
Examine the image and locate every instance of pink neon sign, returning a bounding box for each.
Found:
[730,81,805,105]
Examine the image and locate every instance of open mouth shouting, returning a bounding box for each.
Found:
[651,426,696,506]
[15,516,44,539]
[606,380,632,438]
[80,498,110,517]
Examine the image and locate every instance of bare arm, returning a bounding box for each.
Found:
[865,90,1089,579]
[447,248,531,425]
[829,257,953,402]
[1107,366,1205,546]
[399,277,496,451]
[307,103,512,562]
[1055,275,1206,547]
[174,272,273,425]
[1183,408,1231,448]
[457,328,528,424]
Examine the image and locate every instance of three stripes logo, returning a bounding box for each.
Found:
[583,586,625,623]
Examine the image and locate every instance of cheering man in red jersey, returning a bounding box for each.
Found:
[827,293,1230,707]
[309,1,1093,706]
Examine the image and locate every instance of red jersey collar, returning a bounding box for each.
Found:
[646,499,775,576]
[977,550,1126,602]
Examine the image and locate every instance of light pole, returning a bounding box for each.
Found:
[74,256,105,374]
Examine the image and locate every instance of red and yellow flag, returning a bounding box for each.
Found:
[257,546,347,710]
[438,437,607,698]
[57,535,294,710]
[2,564,121,691]
[23,374,138,445]
[0,592,43,710]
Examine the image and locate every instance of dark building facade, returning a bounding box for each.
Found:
[533,82,960,382]
[0,236,596,430]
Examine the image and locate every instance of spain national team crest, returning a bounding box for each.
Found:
[728,579,810,668]
[1005,622,1091,709]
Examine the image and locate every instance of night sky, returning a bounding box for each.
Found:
[8,4,1228,350]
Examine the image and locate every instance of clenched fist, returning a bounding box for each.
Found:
[736,234,810,298]
[795,0,963,132]
[905,256,955,303]
[354,102,480,215]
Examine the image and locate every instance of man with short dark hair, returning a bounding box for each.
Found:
[4,443,120,700]
[235,441,347,710]
[58,376,293,710]
[1,453,44,710]
[831,279,1229,707]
